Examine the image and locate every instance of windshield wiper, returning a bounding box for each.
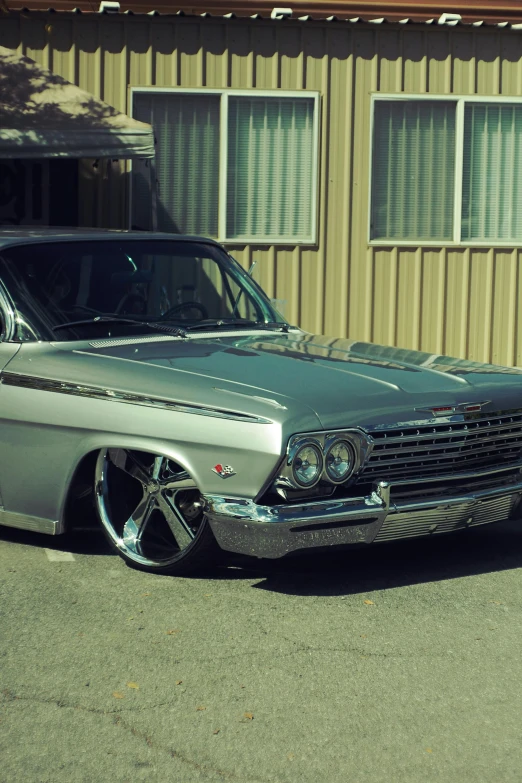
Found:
[51,316,187,338]
[184,319,290,333]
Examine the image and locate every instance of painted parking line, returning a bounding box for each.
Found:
[44,549,76,562]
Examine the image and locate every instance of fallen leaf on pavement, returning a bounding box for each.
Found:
[112,692,125,699]
[175,680,183,686]
[213,729,220,735]
[363,600,374,605]
[126,682,139,690]
[243,712,254,720]
[426,748,433,753]
[166,629,180,635]
[287,753,295,761]
[196,706,206,711]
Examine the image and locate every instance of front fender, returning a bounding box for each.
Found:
[0,382,284,525]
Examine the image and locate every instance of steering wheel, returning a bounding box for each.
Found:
[159,302,208,321]
[115,293,148,315]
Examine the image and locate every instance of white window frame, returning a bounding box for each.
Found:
[369,93,522,247]
[130,87,320,245]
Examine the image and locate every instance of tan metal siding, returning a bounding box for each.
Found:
[4,16,522,365]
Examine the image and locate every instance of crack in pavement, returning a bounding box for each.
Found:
[0,689,171,716]
[181,643,431,665]
[0,689,274,783]
[112,713,273,783]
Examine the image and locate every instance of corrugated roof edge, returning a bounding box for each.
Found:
[4,3,522,28]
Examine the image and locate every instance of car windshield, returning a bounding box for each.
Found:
[0,239,285,341]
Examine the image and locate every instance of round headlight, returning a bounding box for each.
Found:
[325,440,356,484]
[292,443,323,488]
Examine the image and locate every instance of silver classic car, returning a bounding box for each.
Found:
[1,229,522,575]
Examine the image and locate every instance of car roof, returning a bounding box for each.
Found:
[0,227,222,251]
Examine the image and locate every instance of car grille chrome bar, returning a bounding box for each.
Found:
[374,493,514,542]
[359,411,522,482]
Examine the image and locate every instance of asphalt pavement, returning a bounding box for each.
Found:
[1,519,522,783]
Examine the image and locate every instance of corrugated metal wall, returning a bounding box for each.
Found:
[2,14,522,365]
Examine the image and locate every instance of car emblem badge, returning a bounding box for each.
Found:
[415,401,491,417]
[212,463,236,478]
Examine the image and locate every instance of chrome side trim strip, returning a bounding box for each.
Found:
[0,372,271,424]
[0,508,61,535]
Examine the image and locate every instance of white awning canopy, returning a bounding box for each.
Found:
[0,46,155,159]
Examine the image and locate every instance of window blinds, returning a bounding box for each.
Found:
[133,93,220,236]
[371,101,456,242]
[132,91,316,242]
[226,96,315,241]
[462,104,522,242]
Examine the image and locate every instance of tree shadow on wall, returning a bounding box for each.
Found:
[0,52,121,129]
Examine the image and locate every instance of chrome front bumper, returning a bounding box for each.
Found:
[204,471,522,559]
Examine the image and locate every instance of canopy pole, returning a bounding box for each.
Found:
[150,158,158,231]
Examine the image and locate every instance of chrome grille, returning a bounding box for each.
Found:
[375,494,514,542]
[359,411,522,483]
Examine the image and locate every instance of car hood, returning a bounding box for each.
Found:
[12,329,519,431]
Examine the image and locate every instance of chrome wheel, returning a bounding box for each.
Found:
[95,448,217,573]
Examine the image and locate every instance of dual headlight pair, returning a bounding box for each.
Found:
[282,430,371,490]
[292,439,355,487]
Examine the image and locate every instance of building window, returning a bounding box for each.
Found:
[371,96,522,245]
[132,89,319,244]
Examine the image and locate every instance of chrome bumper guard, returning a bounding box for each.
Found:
[204,469,522,559]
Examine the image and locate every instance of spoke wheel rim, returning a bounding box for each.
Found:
[95,448,204,567]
